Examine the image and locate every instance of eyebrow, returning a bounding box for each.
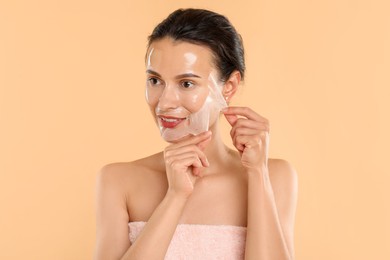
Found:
[146,69,201,79]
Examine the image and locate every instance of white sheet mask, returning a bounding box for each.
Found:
[145,40,228,142]
[146,72,228,142]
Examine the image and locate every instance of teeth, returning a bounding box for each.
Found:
[161,117,181,122]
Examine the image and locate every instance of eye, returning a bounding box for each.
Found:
[147,77,162,86]
[181,81,195,89]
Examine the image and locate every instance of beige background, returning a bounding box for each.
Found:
[1,0,389,259]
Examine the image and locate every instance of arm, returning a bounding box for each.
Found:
[121,191,188,260]
[94,132,211,260]
[93,164,131,260]
[245,160,298,260]
[93,164,188,260]
[222,107,298,260]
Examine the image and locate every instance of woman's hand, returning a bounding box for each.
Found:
[222,107,270,171]
[163,131,212,198]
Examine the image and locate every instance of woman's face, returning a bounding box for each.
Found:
[145,37,224,142]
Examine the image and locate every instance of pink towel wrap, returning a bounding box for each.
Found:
[128,221,247,259]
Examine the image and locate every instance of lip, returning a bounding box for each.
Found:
[158,115,187,128]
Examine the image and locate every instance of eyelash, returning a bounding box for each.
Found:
[147,77,196,89]
[147,77,162,86]
[180,81,195,89]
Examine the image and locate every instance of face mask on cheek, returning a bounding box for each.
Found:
[155,72,228,142]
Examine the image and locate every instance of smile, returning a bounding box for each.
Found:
[158,116,187,128]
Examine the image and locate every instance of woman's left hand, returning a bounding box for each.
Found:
[222,106,270,171]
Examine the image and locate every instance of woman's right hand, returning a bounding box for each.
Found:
[163,131,212,198]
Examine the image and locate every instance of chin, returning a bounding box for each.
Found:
[162,133,193,143]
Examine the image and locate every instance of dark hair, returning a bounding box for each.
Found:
[146,8,245,82]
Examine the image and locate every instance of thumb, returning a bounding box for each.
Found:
[197,134,212,151]
[224,113,238,126]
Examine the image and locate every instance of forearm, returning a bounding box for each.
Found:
[245,167,292,260]
[120,191,187,260]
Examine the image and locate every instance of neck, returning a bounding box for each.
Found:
[199,120,236,176]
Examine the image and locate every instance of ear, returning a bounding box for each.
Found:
[222,70,241,103]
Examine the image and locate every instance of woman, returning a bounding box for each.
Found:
[94,8,298,260]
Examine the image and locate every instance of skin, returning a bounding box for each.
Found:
[145,40,219,142]
[94,37,298,260]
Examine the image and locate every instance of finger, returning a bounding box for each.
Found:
[192,166,200,177]
[233,136,245,152]
[192,166,205,177]
[224,113,239,127]
[222,106,265,122]
[167,151,209,168]
[233,118,269,131]
[167,131,212,150]
[231,127,259,141]
[165,144,202,157]
[234,135,258,151]
[165,145,209,167]
[231,124,269,141]
[171,155,203,169]
[197,135,212,151]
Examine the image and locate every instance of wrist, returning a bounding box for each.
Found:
[245,164,269,175]
[166,189,190,203]
[246,165,273,193]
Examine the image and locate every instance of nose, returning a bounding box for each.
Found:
[157,84,180,110]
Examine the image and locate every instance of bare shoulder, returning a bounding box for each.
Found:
[93,153,165,259]
[96,152,165,192]
[267,158,298,191]
[97,152,168,223]
[266,158,299,215]
[96,162,137,192]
